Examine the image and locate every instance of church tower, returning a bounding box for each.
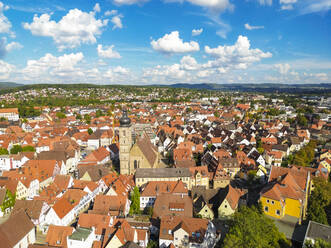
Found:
[119,108,132,175]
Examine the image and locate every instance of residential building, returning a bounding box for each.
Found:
[0,209,36,248]
[159,215,218,248]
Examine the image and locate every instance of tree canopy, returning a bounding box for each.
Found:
[292,140,317,167]
[129,186,141,215]
[304,238,331,248]
[10,145,23,154]
[0,147,9,155]
[221,206,290,248]
[88,128,93,135]
[56,112,66,119]
[22,145,35,152]
[307,178,331,225]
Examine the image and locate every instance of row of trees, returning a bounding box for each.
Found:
[0,145,35,155]
[18,106,41,118]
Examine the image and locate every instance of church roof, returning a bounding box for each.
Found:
[136,134,158,167]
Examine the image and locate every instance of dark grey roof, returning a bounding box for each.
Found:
[119,109,131,127]
[135,167,191,178]
[305,220,331,243]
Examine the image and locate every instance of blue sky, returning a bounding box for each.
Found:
[0,0,330,85]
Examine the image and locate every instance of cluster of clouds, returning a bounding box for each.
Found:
[23,7,108,51]
[114,0,233,12]
[1,51,133,84]
[0,2,23,59]
[0,1,329,85]
[257,0,331,13]
[0,1,11,34]
[145,34,273,82]
[151,31,200,54]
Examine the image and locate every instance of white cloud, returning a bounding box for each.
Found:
[300,0,331,15]
[111,15,123,29]
[275,63,291,74]
[0,38,23,58]
[23,8,108,50]
[5,41,23,52]
[279,0,296,10]
[97,44,121,59]
[93,3,101,13]
[143,64,187,80]
[105,10,118,16]
[0,1,12,34]
[0,60,14,80]
[113,0,149,5]
[280,0,296,4]
[113,66,129,74]
[144,36,273,84]
[180,55,199,70]
[105,66,131,82]
[244,23,264,30]
[22,52,84,79]
[192,28,203,36]
[151,31,200,54]
[257,0,272,6]
[165,0,234,12]
[281,4,294,10]
[204,35,272,68]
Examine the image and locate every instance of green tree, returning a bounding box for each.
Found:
[129,186,141,215]
[186,107,192,113]
[10,145,23,154]
[96,109,103,118]
[297,114,308,127]
[76,113,82,120]
[304,238,331,248]
[0,147,9,155]
[0,189,16,213]
[307,178,331,225]
[222,206,290,248]
[88,128,93,135]
[147,240,158,248]
[22,146,35,152]
[84,114,91,124]
[56,112,66,119]
[293,140,317,167]
[257,147,264,154]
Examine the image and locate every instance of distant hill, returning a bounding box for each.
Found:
[0,82,330,94]
[0,82,24,89]
[158,83,331,94]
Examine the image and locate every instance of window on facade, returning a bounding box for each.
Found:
[276,210,280,215]
[264,206,269,212]
[134,160,138,169]
[267,199,269,203]
[271,200,275,205]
